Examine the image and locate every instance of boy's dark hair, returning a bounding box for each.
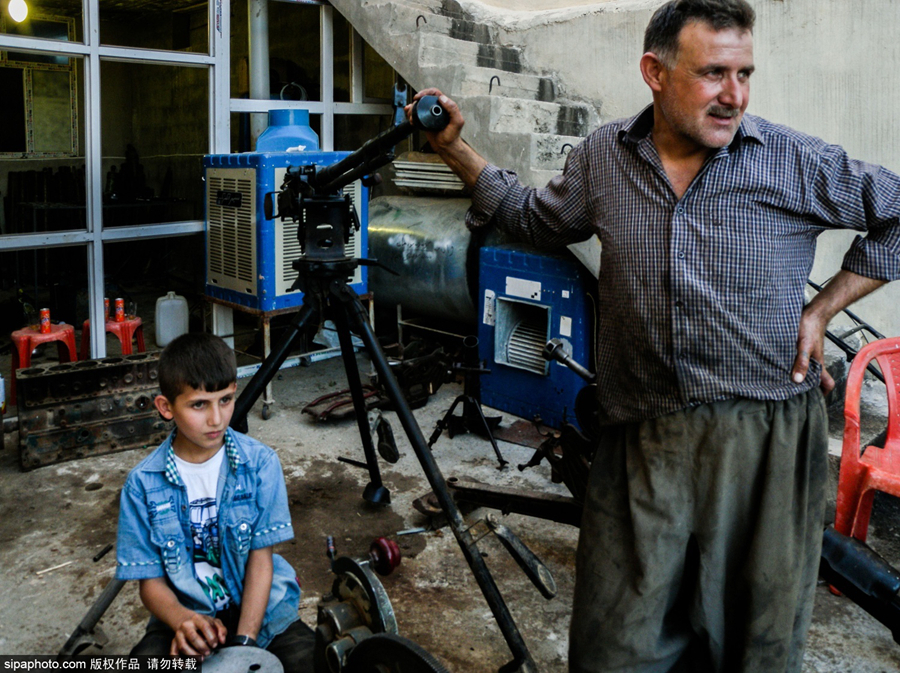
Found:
[158,332,237,401]
[644,0,755,67]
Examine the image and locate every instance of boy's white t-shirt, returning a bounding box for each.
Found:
[173,447,233,611]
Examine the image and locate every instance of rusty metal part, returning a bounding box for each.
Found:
[491,419,549,450]
[302,385,386,421]
[16,354,160,407]
[317,556,399,672]
[368,410,399,464]
[368,537,401,577]
[375,347,450,411]
[447,476,582,527]
[486,515,557,600]
[17,353,172,470]
[92,544,113,563]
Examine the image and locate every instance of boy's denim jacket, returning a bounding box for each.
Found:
[116,428,300,647]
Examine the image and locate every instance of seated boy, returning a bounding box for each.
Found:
[116,333,314,672]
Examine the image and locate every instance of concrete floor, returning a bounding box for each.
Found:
[0,347,899,671]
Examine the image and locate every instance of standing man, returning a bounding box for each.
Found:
[409,0,900,671]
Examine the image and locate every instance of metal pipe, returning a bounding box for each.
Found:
[332,302,389,505]
[249,0,271,146]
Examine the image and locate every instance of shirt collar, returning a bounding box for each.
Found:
[163,427,242,487]
[619,104,764,151]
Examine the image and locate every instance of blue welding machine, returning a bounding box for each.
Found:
[203,110,368,312]
[478,245,595,430]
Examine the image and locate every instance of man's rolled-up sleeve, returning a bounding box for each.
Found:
[813,145,900,281]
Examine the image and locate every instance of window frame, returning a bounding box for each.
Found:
[0,0,393,358]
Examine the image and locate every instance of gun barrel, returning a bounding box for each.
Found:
[311,95,448,192]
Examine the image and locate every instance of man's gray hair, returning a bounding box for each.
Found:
[644,0,755,67]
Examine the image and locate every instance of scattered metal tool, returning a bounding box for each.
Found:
[467,515,557,600]
[58,578,125,657]
[92,543,113,563]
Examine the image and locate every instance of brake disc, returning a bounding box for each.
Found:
[331,557,398,635]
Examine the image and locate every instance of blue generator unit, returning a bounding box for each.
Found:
[478,245,595,430]
[203,110,367,312]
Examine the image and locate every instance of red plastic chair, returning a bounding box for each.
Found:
[834,337,900,543]
[80,316,146,360]
[10,323,79,406]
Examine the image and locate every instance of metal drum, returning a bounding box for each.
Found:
[367,196,507,324]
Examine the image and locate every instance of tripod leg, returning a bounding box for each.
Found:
[332,303,390,505]
[231,301,318,434]
[337,285,536,671]
[465,396,508,469]
[428,396,465,448]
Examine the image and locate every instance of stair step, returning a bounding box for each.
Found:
[420,33,524,74]
[394,0,500,43]
[463,95,596,138]
[419,62,555,102]
[383,1,454,36]
[530,132,587,171]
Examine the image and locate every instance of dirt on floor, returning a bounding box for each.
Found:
[0,352,898,672]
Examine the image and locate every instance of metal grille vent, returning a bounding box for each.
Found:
[494,297,550,376]
[506,320,548,374]
[206,168,257,295]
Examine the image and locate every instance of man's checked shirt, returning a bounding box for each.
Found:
[467,105,900,425]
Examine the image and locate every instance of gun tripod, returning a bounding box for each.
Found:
[227,96,539,671]
[427,336,507,469]
[229,255,537,671]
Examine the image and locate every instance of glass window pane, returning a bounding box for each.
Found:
[100,2,208,53]
[103,234,204,349]
[0,67,26,152]
[333,12,350,103]
[364,43,393,102]
[334,114,394,152]
[0,54,81,159]
[0,246,87,330]
[101,61,208,226]
[0,58,85,234]
[1,3,81,45]
[32,69,73,153]
[232,2,321,101]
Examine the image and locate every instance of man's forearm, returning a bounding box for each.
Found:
[435,138,488,189]
[237,547,274,640]
[792,269,888,390]
[805,269,886,324]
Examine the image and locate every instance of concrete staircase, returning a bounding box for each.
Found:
[330,0,600,187]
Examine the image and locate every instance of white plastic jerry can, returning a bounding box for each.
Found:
[155,291,189,348]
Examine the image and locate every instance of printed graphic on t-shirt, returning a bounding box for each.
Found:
[189,496,231,610]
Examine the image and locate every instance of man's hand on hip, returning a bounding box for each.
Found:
[792,269,887,394]
[792,306,834,394]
